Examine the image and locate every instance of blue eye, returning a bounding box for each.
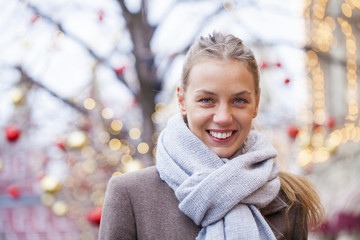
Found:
[200,98,213,104]
[234,98,247,104]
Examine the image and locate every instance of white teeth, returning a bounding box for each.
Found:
[209,131,233,139]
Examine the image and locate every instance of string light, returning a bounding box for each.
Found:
[110,119,123,131]
[98,131,110,143]
[338,17,358,122]
[81,159,97,174]
[129,128,141,139]
[101,107,114,119]
[298,0,360,166]
[121,154,132,165]
[107,156,120,166]
[84,98,96,110]
[122,159,143,173]
[109,138,121,150]
[137,142,149,154]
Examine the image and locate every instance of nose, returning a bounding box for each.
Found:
[213,104,233,125]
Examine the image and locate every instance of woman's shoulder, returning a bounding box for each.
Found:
[107,166,173,198]
[110,166,160,185]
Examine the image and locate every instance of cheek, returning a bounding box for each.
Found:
[237,110,255,119]
[187,111,209,131]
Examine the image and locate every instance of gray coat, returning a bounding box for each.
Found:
[98,166,307,240]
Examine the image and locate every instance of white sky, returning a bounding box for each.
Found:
[0,0,307,137]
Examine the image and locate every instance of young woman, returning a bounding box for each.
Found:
[99,32,324,240]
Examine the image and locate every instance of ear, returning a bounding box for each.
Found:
[177,86,187,116]
[253,88,261,118]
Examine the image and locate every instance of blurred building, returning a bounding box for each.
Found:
[300,0,360,239]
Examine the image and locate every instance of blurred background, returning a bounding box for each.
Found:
[0,0,359,239]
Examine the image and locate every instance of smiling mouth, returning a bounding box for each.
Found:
[208,130,236,139]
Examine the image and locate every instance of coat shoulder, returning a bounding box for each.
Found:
[110,166,160,186]
[107,166,201,239]
[109,166,170,197]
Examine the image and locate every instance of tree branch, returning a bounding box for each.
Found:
[25,3,135,96]
[16,66,88,114]
[117,0,132,22]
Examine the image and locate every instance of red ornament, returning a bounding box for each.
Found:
[114,66,126,75]
[131,97,138,108]
[260,61,267,70]
[98,9,105,21]
[312,122,321,131]
[275,62,282,68]
[5,125,20,142]
[31,14,40,24]
[284,78,290,84]
[287,125,299,138]
[87,207,102,225]
[7,185,20,199]
[327,116,336,129]
[55,140,66,150]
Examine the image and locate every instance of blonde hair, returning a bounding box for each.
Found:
[181,32,260,95]
[279,171,324,230]
[182,32,324,229]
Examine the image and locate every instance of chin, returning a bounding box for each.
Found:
[214,151,233,159]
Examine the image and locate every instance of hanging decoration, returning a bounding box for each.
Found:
[9,87,24,104]
[30,13,40,24]
[287,125,299,138]
[97,9,105,22]
[86,207,102,225]
[4,124,21,142]
[7,184,20,199]
[40,175,61,194]
[114,66,126,76]
[66,131,87,149]
[55,139,66,150]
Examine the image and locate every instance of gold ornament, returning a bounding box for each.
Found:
[52,201,68,216]
[10,87,24,104]
[40,175,61,193]
[67,131,87,149]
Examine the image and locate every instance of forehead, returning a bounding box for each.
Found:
[187,59,255,89]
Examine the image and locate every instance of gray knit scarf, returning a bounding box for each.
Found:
[156,113,280,240]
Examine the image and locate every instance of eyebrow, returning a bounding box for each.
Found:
[195,89,252,96]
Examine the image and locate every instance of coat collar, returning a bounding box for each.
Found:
[260,190,289,216]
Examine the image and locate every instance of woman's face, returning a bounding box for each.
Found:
[177,59,260,158]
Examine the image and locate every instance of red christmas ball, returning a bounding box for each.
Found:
[98,9,105,21]
[284,78,290,84]
[275,62,282,68]
[55,140,66,150]
[7,185,20,198]
[87,207,102,225]
[287,125,299,138]
[327,116,336,129]
[31,14,40,24]
[114,66,126,75]
[5,125,21,142]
